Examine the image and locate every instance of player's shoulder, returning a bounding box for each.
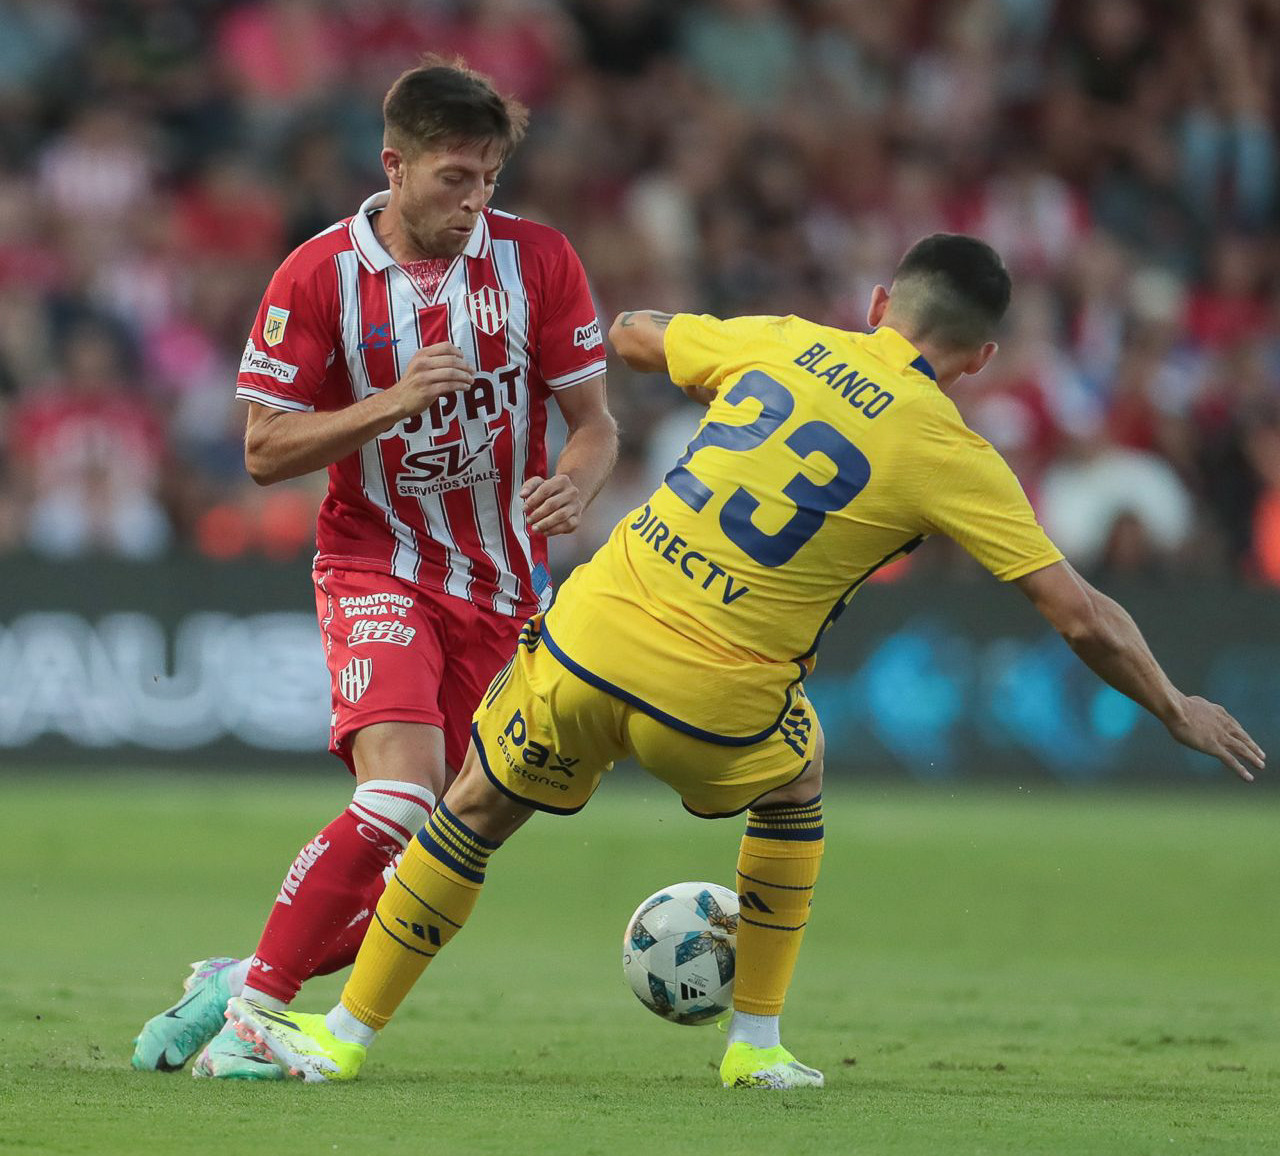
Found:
[272,219,354,284]
[483,207,577,258]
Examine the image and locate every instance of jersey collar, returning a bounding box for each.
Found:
[869,326,937,383]
[350,192,491,273]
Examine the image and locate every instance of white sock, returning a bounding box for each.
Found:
[350,780,436,851]
[728,1010,780,1049]
[326,1002,377,1047]
[226,958,252,994]
[241,986,287,1011]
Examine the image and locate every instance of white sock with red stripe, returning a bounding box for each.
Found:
[244,780,435,1004]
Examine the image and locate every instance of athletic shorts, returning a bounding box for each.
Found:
[472,616,819,818]
[314,567,526,775]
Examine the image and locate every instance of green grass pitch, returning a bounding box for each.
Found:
[2,772,1277,1155]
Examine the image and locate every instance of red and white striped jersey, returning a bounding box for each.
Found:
[236,192,607,617]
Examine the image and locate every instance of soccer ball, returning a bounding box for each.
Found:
[622,881,738,1025]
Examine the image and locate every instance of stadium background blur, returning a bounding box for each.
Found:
[1,0,1277,780]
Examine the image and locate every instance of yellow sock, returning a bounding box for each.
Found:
[341,800,499,1030]
[732,795,824,1016]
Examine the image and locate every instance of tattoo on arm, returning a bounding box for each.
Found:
[618,310,674,329]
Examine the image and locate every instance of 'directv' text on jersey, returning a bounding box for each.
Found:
[235,192,607,617]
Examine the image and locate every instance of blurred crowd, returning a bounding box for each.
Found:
[1,0,1278,583]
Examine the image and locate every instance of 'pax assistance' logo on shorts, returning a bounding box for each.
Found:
[496,708,579,792]
[339,657,373,703]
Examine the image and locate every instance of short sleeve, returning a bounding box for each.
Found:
[920,435,1064,581]
[235,257,337,412]
[535,237,607,391]
[664,314,782,390]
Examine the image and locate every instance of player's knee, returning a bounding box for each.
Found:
[352,721,448,793]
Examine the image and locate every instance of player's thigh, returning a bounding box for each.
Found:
[314,567,450,779]
[437,602,528,775]
[625,691,822,818]
[471,622,627,816]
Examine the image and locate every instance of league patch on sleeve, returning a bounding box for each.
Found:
[263,305,290,346]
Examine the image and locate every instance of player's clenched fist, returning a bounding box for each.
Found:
[521,474,583,536]
[386,342,474,419]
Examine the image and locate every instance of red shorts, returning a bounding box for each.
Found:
[314,567,526,774]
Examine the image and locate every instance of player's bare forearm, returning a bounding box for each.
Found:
[244,395,406,485]
[609,311,674,372]
[244,343,473,484]
[523,375,618,535]
[556,408,619,511]
[1016,562,1266,780]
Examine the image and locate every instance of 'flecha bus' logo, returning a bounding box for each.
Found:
[349,619,416,647]
[464,286,510,335]
[339,657,373,703]
[263,305,290,346]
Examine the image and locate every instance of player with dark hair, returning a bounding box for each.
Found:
[227,234,1263,1087]
[131,56,617,1079]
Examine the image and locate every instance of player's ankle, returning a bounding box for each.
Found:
[727,1010,781,1049]
[241,986,288,1011]
[327,1002,377,1047]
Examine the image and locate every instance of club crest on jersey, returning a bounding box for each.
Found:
[464,286,510,336]
[263,305,290,346]
[338,657,373,703]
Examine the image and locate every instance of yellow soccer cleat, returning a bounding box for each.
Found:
[225,998,366,1083]
[720,1041,825,1089]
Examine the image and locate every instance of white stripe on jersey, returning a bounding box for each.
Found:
[386,272,473,599]
[448,271,515,615]
[492,237,536,598]
[546,360,607,390]
[234,386,315,412]
[335,250,422,582]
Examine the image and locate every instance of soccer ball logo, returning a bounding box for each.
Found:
[622,881,739,1025]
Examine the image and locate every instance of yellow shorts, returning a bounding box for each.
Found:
[471,617,818,818]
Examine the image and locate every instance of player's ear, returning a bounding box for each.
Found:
[867,285,890,328]
[382,147,405,187]
[965,340,998,376]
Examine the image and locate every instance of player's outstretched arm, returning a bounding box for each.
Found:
[608,311,674,373]
[1015,561,1266,781]
[244,343,472,484]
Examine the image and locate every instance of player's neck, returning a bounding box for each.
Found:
[372,205,454,265]
[877,322,966,393]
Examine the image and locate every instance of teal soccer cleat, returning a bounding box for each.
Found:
[131,958,240,1072]
[193,1020,283,1080]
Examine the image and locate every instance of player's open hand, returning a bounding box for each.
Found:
[388,342,473,418]
[521,474,583,536]
[1165,695,1266,782]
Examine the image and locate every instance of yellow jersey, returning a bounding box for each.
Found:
[541,316,1063,743]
